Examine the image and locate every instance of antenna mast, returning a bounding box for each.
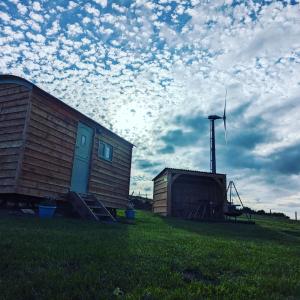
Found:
[208,90,227,174]
[210,118,216,173]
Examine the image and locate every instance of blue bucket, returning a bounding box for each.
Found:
[39,206,56,218]
[125,209,135,219]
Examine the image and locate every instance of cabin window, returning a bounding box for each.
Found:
[81,135,86,146]
[98,141,113,162]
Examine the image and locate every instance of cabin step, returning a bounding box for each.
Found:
[89,205,102,209]
[68,192,116,222]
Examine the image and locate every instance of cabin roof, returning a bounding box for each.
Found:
[152,167,226,181]
[0,74,134,147]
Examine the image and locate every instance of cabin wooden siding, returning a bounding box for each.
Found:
[89,130,132,209]
[152,174,168,216]
[0,76,133,209]
[16,89,77,199]
[0,83,30,193]
[17,88,132,207]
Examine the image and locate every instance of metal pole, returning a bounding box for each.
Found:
[210,119,216,173]
[296,211,298,221]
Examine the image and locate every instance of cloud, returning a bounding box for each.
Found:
[268,143,300,175]
[93,0,107,8]
[0,0,299,217]
[157,145,175,154]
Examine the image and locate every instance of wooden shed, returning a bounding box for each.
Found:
[152,168,226,220]
[0,75,133,221]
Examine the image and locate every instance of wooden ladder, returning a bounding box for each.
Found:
[68,192,116,222]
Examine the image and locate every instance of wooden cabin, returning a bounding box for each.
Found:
[0,75,133,220]
[152,168,226,220]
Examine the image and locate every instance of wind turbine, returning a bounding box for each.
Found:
[208,90,227,174]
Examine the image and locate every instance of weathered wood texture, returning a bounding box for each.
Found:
[16,87,132,208]
[16,90,76,199]
[0,83,30,193]
[152,174,168,215]
[152,169,226,218]
[89,129,132,209]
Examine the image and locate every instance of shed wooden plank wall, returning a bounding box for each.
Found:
[89,130,132,209]
[152,174,168,216]
[17,89,77,198]
[0,83,30,193]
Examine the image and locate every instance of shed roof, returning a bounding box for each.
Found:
[0,74,133,147]
[152,167,226,181]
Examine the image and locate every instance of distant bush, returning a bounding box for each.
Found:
[242,206,289,219]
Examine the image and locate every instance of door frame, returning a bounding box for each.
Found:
[70,121,95,193]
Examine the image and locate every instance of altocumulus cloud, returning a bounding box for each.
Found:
[0,0,300,217]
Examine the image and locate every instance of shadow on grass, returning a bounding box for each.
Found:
[0,213,132,299]
[163,215,300,244]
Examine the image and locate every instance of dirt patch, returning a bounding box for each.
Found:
[182,268,219,285]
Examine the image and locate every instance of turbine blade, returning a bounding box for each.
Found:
[223,88,227,120]
[223,88,227,143]
[224,117,227,144]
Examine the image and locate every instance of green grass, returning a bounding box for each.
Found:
[0,211,300,300]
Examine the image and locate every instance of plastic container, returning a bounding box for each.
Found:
[125,209,135,219]
[38,205,56,218]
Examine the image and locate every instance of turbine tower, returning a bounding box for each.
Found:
[208,90,227,173]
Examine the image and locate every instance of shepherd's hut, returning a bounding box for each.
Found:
[0,75,133,221]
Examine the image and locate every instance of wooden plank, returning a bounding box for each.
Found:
[29,119,75,144]
[0,118,26,129]
[22,154,71,177]
[0,140,23,149]
[26,134,74,158]
[153,193,167,201]
[153,199,167,207]
[0,147,20,156]
[0,161,18,170]
[89,176,129,190]
[30,112,76,139]
[0,178,16,185]
[0,104,28,114]
[25,141,73,164]
[0,170,16,178]
[0,88,29,98]
[0,132,23,142]
[90,168,130,185]
[31,102,77,134]
[18,178,69,194]
[0,154,19,163]
[0,125,24,135]
[0,111,27,121]
[88,184,127,198]
[154,186,168,195]
[153,206,167,213]
[91,160,131,177]
[27,124,75,151]
[23,147,72,168]
[31,92,78,123]
[0,185,15,193]
[0,98,28,108]
[22,162,71,182]
[16,186,62,198]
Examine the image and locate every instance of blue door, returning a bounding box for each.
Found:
[70,122,93,193]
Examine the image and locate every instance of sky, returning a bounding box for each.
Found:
[1,0,300,217]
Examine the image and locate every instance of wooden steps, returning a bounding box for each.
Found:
[68,192,116,222]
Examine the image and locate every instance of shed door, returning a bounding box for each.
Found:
[70,122,93,193]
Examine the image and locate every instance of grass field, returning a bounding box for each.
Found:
[0,211,300,300]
